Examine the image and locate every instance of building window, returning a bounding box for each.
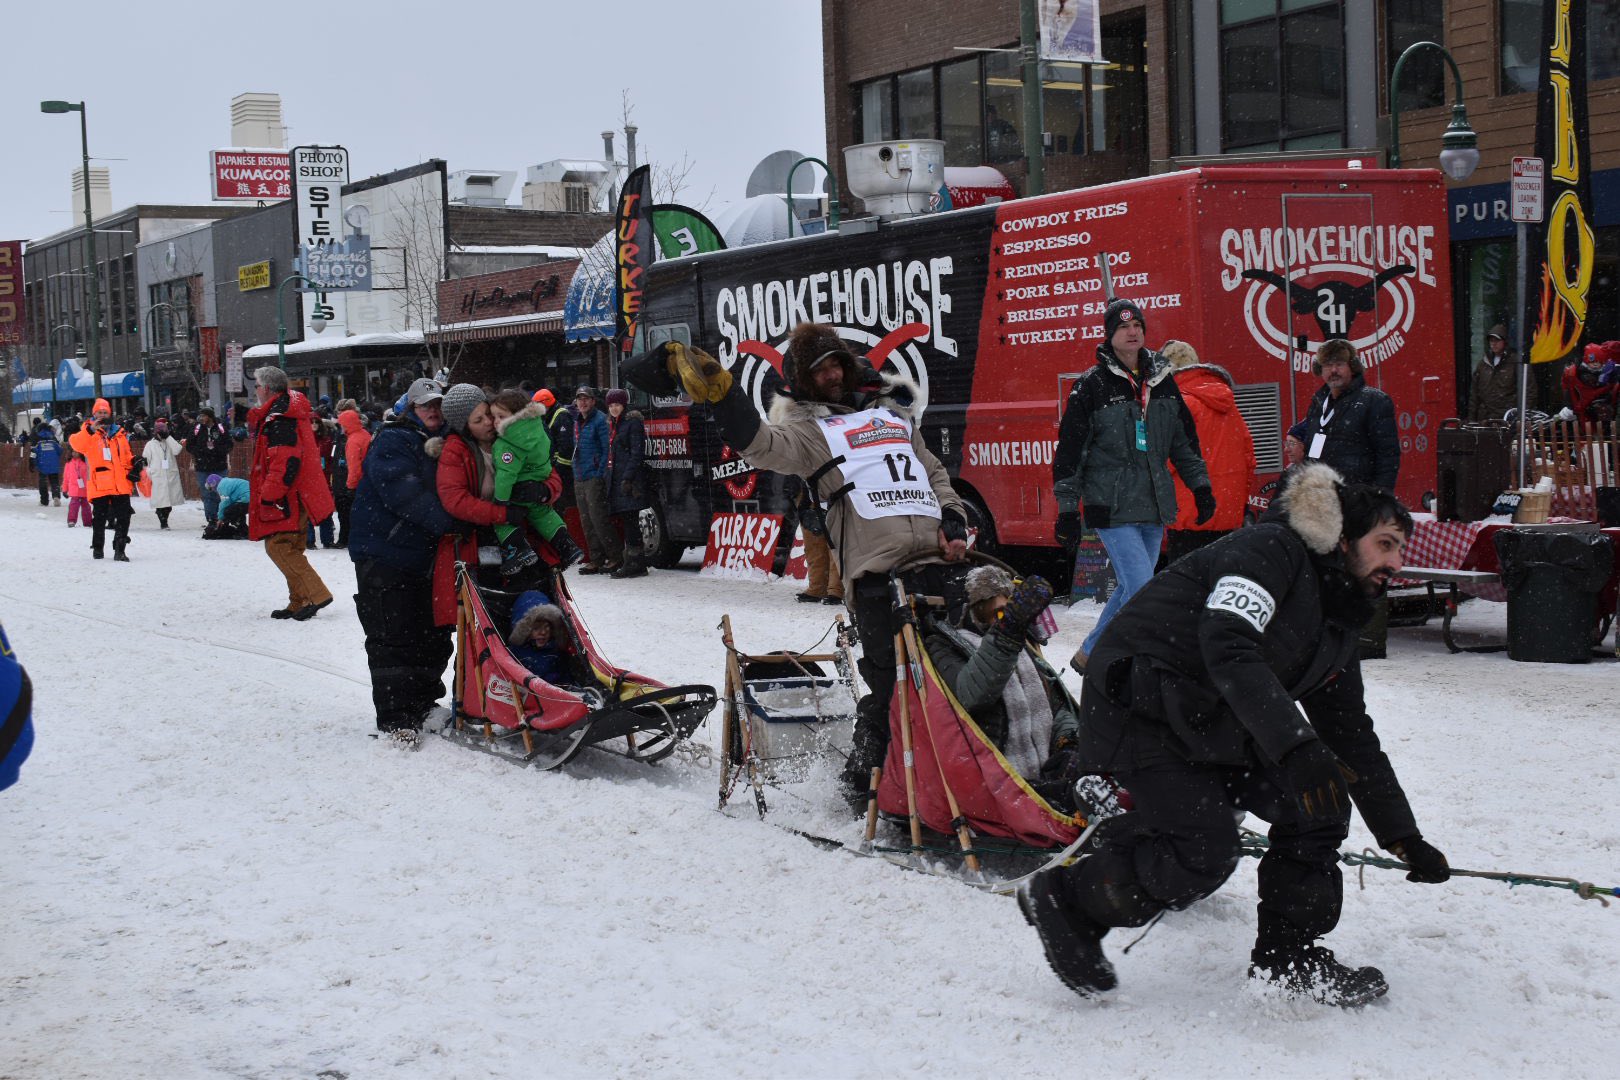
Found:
[1384,0,1445,113]
[939,57,984,165]
[858,79,894,142]
[983,51,1024,163]
[1501,0,1620,94]
[1221,0,1345,151]
[896,68,935,139]
[1094,14,1148,159]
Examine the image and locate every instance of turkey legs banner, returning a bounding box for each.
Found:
[1525,0,1594,365]
[615,164,653,356]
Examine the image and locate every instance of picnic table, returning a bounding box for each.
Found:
[1396,518,1620,653]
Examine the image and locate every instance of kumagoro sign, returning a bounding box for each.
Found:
[290,146,349,337]
[212,150,291,201]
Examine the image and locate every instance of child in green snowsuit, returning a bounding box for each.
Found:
[489,390,584,572]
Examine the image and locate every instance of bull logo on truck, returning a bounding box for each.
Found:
[1219,223,1439,373]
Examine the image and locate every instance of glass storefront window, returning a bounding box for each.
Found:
[1223,21,1282,148]
[1222,1,1343,151]
[1385,0,1445,113]
[984,51,1024,163]
[1097,17,1147,158]
[1042,62,1087,156]
[939,57,983,165]
[897,68,935,140]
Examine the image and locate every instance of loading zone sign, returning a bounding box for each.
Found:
[1511,157,1544,224]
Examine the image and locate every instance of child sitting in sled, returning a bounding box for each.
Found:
[507,589,570,687]
[488,389,585,577]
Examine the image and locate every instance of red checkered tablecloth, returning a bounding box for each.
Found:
[1403,520,1487,572]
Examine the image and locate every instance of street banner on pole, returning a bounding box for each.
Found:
[0,241,22,347]
[1038,0,1103,64]
[614,164,653,356]
[290,146,351,337]
[1524,0,1594,365]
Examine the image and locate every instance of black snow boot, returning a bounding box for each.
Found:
[548,530,586,570]
[156,507,171,529]
[1249,944,1388,1007]
[1017,869,1118,998]
[113,544,130,563]
[611,551,648,579]
[499,536,540,578]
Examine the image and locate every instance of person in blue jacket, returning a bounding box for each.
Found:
[1,617,34,792]
[570,386,617,573]
[349,379,456,745]
[506,590,570,686]
[28,422,64,507]
[204,475,252,538]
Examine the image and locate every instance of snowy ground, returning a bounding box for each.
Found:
[1,489,1616,1080]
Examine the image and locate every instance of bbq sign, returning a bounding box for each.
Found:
[1219,215,1439,372]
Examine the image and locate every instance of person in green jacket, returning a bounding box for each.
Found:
[924,565,1089,812]
[488,390,585,575]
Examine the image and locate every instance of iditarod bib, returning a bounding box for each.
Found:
[816,408,941,521]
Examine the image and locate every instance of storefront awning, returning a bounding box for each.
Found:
[242,331,427,362]
[426,311,565,343]
[11,377,54,406]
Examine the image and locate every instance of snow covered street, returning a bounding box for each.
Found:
[2,490,1617,1079]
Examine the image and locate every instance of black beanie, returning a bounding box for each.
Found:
[1103,298,1146,340]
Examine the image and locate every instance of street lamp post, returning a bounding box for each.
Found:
[143,301,180,414]
[47,324,81,415]
[1019,0,1046,197]
[275,273,325,371]
[40,100,102,399]
[1389,42,1481,181]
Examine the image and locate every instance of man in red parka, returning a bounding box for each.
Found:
[249,366,336,620]
[1160,340,1257,567]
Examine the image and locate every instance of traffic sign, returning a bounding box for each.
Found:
[1511,156,1544,223]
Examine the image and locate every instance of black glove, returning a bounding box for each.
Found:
[1039,737,1082,782]
[504,504,527,527]
[453,519,478,538]
[1193,486,1217,525]
[1278,740,1358,822]
[940,507,968,545]
[1055,510,1082,550]
[1389,835,1451,883]
[621,341,679,398]
[508,480,550,505]
[998,574,1053,639]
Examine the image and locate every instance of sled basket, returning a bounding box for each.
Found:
[451,564,716,768]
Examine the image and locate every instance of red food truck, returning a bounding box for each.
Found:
[630,167,1455,563]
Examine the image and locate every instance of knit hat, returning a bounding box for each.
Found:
[440,383,486,434]
[1103,298,1146,341]
[532,388,556,408]
[605,388,629,407]
[205,474,223,490]
[92,397,112,416]
[964,565,1015,606]
[1160,339,1199,368]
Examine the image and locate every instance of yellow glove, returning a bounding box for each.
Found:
[665,342,733,404]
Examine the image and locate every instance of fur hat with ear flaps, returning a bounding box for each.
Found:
[786,322,857,396]
[1273,460,1345,555]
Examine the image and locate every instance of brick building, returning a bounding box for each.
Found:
[821,0,1618,404]
[431,260,599,393]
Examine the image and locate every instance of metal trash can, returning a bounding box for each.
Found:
[1493,529,1615,663]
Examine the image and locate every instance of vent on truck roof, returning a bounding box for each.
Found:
[1233,382,1283,473]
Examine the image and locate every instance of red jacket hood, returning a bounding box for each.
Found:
[1173,365,1238,415]
[337,410,366,435]
[249,390,313,429]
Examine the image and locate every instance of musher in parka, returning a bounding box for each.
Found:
[1019,462,1451,1008]
[624,322,970,804]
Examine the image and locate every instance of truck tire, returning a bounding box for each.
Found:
[639,504,686,569]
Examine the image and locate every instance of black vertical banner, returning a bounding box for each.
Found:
[1526,0,1595,365]
[614,164,653,356]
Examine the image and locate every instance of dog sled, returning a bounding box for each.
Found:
[446,564,717,769]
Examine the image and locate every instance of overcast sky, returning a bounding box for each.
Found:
[1,0,826,244]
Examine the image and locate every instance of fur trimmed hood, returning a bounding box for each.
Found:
[1273,460,1345,555]
[495,401,544,436]
[766,370,924,426]
[508,590,567,649]
[423,436,445,459]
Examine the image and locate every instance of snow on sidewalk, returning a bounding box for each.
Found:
[0,490,1615,1079]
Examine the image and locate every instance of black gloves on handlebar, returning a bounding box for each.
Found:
[1055,510,1083,550]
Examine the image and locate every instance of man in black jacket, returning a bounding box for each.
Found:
[186,407,235,527]
[1298,339,1400,489]
[1019,461,1449,1007]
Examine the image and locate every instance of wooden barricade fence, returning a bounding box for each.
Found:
[1519,421,1618,520]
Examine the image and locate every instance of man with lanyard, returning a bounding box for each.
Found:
[1298,338,1399,489]
[68,398,139,562]
[624,322,971,806]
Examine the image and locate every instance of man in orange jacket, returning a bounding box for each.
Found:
[1160,340,1257,567]
[67,398,138,561]
[249,367,336,620]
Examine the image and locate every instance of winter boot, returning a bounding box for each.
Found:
[1248,944,1388,1007]
[52,495,61,507]
[548,530,586,570]
[499,536,541,578]
[1017,869,1118,998]
[113,547,130,563]
[611,551,648,579]
[156,507,171,529]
